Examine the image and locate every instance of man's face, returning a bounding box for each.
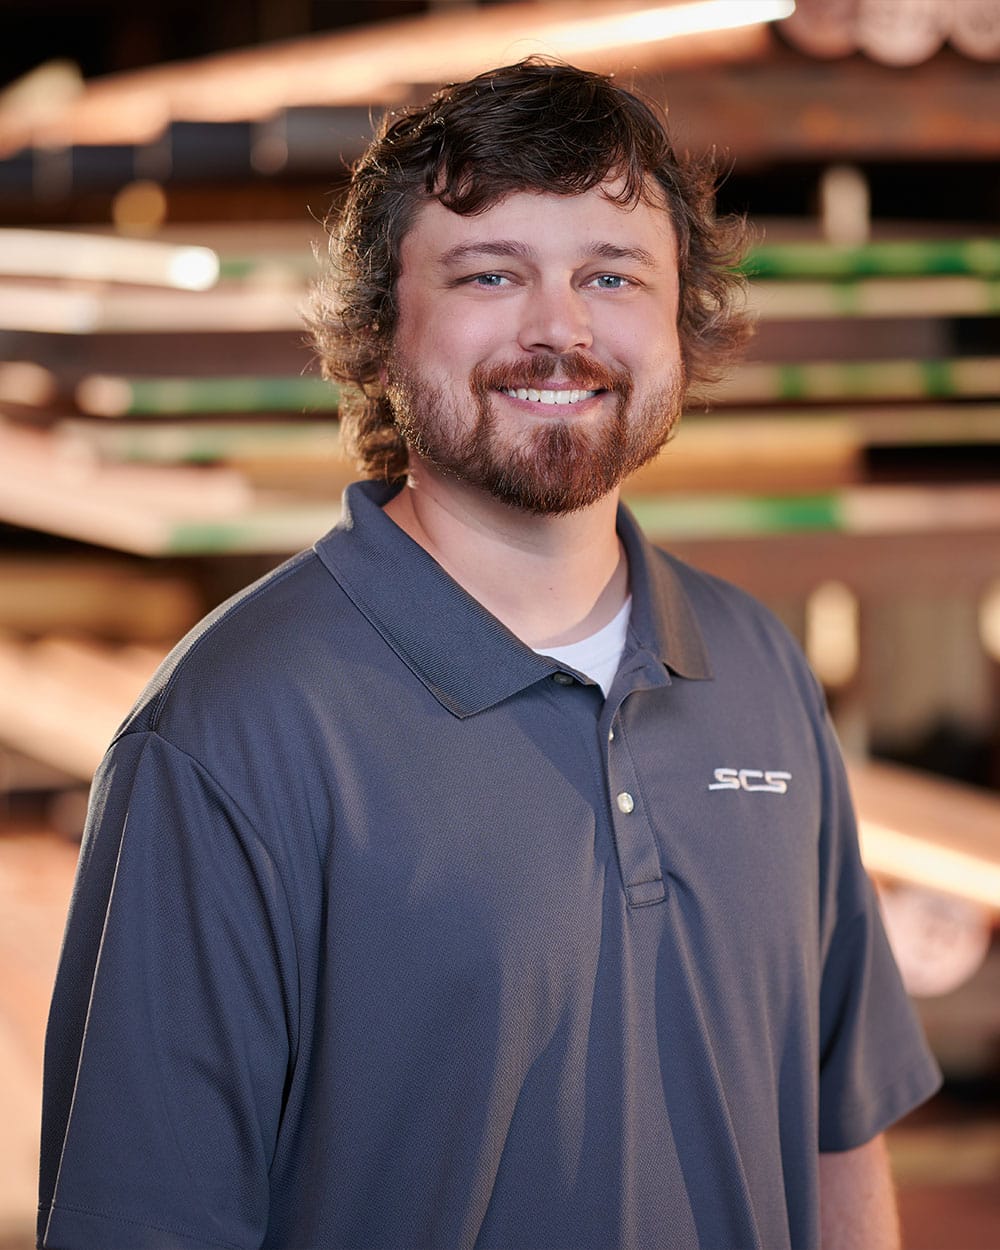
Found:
[386,180,684,514]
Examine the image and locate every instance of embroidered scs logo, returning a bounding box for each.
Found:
[708,768,791,794]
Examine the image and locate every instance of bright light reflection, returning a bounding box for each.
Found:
[806,580,860,688]
[168,247,220,291]
[551,0,796,52]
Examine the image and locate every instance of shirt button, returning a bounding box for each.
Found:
[552,672,574,686]
[608,728,615,742]
[616,791,635,814]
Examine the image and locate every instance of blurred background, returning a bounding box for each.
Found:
[0,1,999,1246]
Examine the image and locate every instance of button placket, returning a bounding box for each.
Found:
[604,695,666,908]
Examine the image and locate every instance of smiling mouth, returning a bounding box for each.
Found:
[499,387,602,406]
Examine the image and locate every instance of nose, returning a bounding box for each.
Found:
[517,283,593,355]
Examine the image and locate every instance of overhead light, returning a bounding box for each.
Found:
[549,0,797,54]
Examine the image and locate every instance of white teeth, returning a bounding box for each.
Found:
[502,387,599,405]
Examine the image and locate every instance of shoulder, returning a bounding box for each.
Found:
[114,544,361,760]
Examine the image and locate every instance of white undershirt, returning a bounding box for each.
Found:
[534,595,632,697]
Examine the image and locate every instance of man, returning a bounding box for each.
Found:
[40,59,939,1250]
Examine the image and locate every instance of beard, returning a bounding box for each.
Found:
[384,350,684,515]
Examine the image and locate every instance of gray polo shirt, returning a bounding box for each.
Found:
[40,479,940,1250]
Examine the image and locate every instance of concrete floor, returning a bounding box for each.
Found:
[2,825,998,1250]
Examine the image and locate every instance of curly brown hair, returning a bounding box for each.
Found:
[307,57,752,482]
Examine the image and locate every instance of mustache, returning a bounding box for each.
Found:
[473,353,631,395]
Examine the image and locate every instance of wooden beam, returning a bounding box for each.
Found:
[0,559,200,640]
[848,758,1000,915]
[641,48,1000,162]
[0,2,770,156]
[0,634,163,778]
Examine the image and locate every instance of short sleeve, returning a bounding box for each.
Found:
[39,731,298,1250]
[815,711,941,1152]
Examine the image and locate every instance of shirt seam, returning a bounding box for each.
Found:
[142,554,314,737]
[109,728,305,1105]
[153,729,302,1040]
[42,1199,246,1250]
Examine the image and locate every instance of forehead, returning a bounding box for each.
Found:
[398,180,677,271]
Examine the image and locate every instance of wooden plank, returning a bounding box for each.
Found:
[632,415,861,493]
[7,327,306,379]
[0,422,341,555]
[656,528,1000,600]
[75,373,338,416]
[748,276,1000,320]
[712,358,1000,405]
[643,52,1000,162]
[626,483,1000,540]
[0,634,162,778]
[0,279,301,334]
[632,404,1000,494]
[848,758,1000,915]
[0,558,199,640]
[0,3,769,156]
[0,229,219,288]
[0,420,252,513]
[744,238,1000,279]
[55,416,343,464]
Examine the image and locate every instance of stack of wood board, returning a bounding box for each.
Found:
[1,227,998,554]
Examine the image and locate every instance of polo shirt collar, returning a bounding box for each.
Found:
[314,480,711,718]
[617,503,713,682]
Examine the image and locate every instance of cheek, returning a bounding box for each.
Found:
[604,315,679,375]
[398,303,492,368]
[391,303,430,361]
[446,307,514,360]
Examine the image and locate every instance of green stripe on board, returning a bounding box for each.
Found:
[625,494,841,538]
[217,255,320,280]
[743,238,1000,279]
[166,507,340,554]
[921,360,954,398]
[80,375,340,416]
[777,365,807,402]
[59,420,341,464]
[720,357,997,404]
[124,376,339,414]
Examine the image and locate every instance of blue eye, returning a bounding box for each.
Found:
[593,274,629,289]
[472,273,506,287]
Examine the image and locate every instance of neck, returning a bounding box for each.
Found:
[382,457,628,648]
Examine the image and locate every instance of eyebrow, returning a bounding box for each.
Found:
[436,239,660,268]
